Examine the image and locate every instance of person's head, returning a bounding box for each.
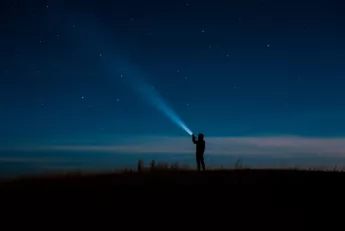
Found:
[198,133,204,140]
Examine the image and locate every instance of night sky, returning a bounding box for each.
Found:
[1,0,345,176]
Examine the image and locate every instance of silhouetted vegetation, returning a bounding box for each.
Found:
[1,158,345,185]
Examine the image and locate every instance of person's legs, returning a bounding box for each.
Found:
[200,155,206,171]
[196,155,201,171]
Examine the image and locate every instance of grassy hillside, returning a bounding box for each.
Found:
[0,168,342,229]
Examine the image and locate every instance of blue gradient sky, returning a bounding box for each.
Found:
[1,0,345,176]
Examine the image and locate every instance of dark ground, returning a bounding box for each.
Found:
[0,169,343,228]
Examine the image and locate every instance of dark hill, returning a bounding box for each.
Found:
[0,169,342,229]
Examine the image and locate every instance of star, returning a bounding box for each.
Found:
[117,98,120,102]
[56,34,59,37]
[120,74,123,78]
[46,5,49,8]
[177,70,180,73]
[266,44,270,48]
[99,53,102,57]
[185,3,189,7]
[186,103,189,106]
[208,45,212,48]
[185,77,188,80]
[72,24,75,28]
[39,40,43,43]
[81,96,84,99]
[226,54,229,57]
[40,104,44,108]
[201,29,205,33]
[89,104,93,108]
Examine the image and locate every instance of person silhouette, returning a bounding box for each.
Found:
[192,133,206,171]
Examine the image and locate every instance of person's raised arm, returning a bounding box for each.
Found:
[192,134,197,144]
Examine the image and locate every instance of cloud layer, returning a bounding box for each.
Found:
[11,135,345,157]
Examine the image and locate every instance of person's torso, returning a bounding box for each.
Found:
[196,140,205,154]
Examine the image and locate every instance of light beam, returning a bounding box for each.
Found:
[117,62,193,136]
[50,10,192,135]
[136,81,193,136]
